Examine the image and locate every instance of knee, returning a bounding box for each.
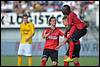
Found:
[42,57,47,61]
[52,61,58,66]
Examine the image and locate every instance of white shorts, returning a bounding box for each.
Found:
[18,43,32,56]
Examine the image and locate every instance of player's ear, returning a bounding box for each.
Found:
[48,19,51,26]
[48,17,52,26]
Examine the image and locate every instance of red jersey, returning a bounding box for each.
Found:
[67,12,86,29]
[65,12,87,39]
[42,27,64,50]
[66,25,77,39]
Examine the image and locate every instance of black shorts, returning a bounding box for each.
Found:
[42,49,58,62]
[66,44,80,58]
[71,28,87,42]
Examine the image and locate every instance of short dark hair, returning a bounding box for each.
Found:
[62,5,71,11]
[62,15,67,20]
[23,14,28,18]
[49,16,56,25]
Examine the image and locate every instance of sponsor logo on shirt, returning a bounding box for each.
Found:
[48,36,58,40]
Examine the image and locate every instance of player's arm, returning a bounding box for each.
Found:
[55,26,76,50]
[67,12,76,26]
[55,29,66,50]
[56,26,76,47]
[58,29,65,36]
[65,12,75,33]
[26,23,35,42]
[42,29,50,39]
[65,25,71,33]
[20,24,23,39]
[55,37,68,50]
[20,24,22,35]
[66,25,76,40]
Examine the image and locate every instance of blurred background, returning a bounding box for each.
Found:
[1,1,99,66]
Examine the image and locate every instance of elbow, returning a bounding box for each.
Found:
[32,32,35,36]
[42,35,46,39]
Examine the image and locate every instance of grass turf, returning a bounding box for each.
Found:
[1,56,99,66]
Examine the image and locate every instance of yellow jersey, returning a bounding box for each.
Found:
[20,22,35,44]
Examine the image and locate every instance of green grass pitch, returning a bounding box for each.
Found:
[1,56,99,66]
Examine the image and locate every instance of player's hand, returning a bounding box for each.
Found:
[43,30,53,38]
[43,30,50,38]
[64,37,69,43]
[43,30,47,35]
[55,45,62,50]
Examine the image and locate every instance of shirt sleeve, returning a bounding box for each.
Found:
[67,12,76,26]
[66,25,77,39]
[58,29,64,36]
[42,28,47,37]
[31,23,35,35]
[20,24,23,35]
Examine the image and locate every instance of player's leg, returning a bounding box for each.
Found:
[50,49,58,66]
[69,29,86,65]
[41,49,49,66]
[71,28,87,65]
[52,61,58,66]
[41,57,48,66]
[68,39,75,59]
[78,28,87,39]
[64,44,74,63]
[73,28,87,41]
[17,44,24,66]
[24,44,32,66]
[64,40,80,64]
[73,41,81,66]
[63,56,69,66]
[63,39,75,62]
[74,57,80,66]
[18,55,22,66]
[66,29,81,61]
[28,56,32,66]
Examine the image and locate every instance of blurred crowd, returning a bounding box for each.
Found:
[1,1,98,13]
[1,1,63,14]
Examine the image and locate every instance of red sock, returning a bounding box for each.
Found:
[74,62,80,66]
[41,60,46,66]
[69,41,74,58]
[64,61,69,66]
